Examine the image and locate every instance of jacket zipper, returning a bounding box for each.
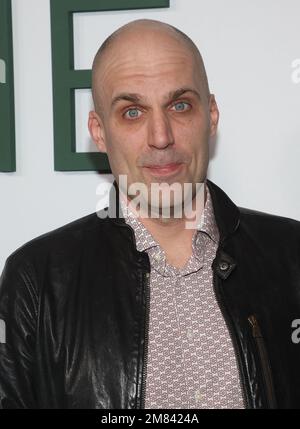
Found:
[212,270,250,409]
[140,269,151,409]
[248,315,277,408]
[114,221,151,409]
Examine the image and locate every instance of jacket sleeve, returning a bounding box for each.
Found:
[0,253,38,408]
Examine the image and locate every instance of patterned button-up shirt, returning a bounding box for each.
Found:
[120,182,244,409]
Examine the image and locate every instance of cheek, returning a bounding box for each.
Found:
[104,131,140,174]
[175,120,209,152]
[110,123,146,154]
[175,108,209,136]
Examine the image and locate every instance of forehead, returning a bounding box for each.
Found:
[95,32,201,99]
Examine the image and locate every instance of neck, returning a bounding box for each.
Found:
[119,182,207,269]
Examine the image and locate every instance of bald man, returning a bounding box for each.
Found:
[1,19,300,410]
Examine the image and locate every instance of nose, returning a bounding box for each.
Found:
[147,109,175,149]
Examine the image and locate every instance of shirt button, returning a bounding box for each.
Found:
[187,329,193,340]
[195,389,203,403]
[154,254,161,262]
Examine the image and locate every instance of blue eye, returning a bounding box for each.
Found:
[172,102,190,112]
[124,108,141,119]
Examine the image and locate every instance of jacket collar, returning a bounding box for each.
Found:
[206,179,240,244]
[106,178,240,244]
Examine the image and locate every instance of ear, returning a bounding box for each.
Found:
[208,94,219,137]
[88,110,107,153]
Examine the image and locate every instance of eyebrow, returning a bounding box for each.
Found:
[111,87,201,109]
[168,87,201,104]
[111,93,141,108]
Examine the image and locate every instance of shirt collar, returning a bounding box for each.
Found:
[120,181,219,254]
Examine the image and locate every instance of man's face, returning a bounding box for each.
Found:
[89,29,219,208]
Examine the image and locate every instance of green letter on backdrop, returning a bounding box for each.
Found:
[0,0,15,172]
[50,0,169,172]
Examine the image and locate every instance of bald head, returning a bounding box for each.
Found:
[91,19,210,115]
[88,19,220,203]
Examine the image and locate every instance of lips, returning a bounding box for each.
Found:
[143,162,183,177]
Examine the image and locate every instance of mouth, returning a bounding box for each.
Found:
[143,163,184,177]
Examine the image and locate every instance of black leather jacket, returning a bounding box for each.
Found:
[0,179,300,409]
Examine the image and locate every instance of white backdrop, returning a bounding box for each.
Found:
[0,0,299,272]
